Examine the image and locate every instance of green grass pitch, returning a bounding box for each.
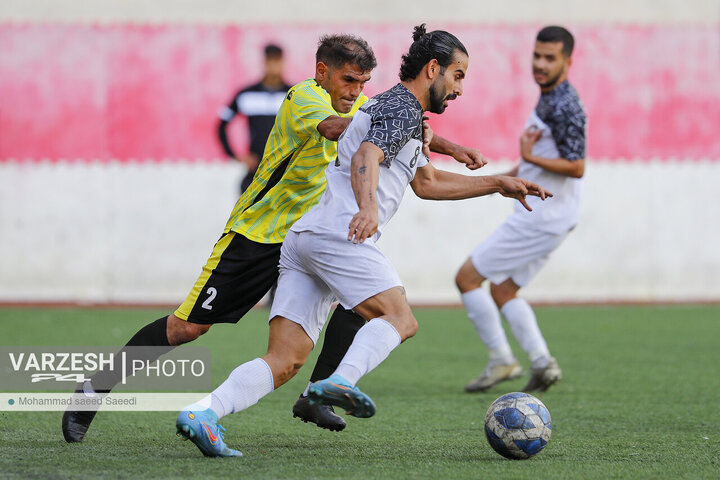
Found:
[1,305,718,479]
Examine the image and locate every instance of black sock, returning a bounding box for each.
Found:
[125,316,172,348]
[91,316,173,392]
[309,306,366,383]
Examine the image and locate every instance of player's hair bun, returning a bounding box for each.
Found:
[412,24,427,42]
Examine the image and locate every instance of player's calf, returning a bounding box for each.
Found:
[262,353,306,387]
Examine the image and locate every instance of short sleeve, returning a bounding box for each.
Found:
[218,90,241,121]
[550,103,586,161]
[287,86,337,140]
[362,109,420,166]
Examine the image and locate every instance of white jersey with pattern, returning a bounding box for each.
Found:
[507,80,587,234]
[291,84,428,242]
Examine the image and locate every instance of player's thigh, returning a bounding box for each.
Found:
[510,234,568,286]
[270,263,336,347]
[174,231,281,325]
[299,231,404,312]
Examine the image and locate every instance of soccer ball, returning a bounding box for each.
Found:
[484,392,552,460]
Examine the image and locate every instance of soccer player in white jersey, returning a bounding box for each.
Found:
[457,26,586,394]
[175,24,551,457]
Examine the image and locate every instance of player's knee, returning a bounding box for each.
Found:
[405,315,419,339]
[455,259,483,293]
[489,284,513,308]
[455,269,470,292]
[167,315,211,345]
[395,313,418,342]
[190,322,212,339]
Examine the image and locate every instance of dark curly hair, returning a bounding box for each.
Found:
[316,34,377,72]
[399,24,467,81]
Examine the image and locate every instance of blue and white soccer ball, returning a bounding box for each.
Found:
[484,392,552,460]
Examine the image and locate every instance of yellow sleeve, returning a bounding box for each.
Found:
[287,85,337,140]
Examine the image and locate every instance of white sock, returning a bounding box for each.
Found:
[333,318,401,386]
[501,298,550,368]
[462,288,513,363]
[184,358,274,420]
[182,394,212,413]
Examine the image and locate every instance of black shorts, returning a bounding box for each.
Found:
[174,231,281,325]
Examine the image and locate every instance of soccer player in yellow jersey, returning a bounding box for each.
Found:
[63,33,486,443]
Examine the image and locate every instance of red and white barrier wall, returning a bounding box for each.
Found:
[1,2,719,303]
[2,23,719,160]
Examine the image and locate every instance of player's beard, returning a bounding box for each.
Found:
[535,68,564,89]
[428,79,455,114]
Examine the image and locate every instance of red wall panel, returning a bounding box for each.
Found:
[1,24,718,161]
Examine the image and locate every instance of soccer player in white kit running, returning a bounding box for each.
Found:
[175,24,552,457]
[457,26,586,394]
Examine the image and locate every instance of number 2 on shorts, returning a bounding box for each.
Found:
[201,287,217,310]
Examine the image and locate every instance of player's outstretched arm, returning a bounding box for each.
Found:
[348,142,383,244]
[410,162,552,211]
[428,134,488,170]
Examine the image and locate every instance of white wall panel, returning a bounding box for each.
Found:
[1,159,717,304]
[2,0,717,25]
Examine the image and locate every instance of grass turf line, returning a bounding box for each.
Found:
[0,306,718,479]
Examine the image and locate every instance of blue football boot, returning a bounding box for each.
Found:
[308,374,376,418]
[176,409,242,457]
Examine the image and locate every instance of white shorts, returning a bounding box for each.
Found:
[470,222,569,287]
[269,230,403,345]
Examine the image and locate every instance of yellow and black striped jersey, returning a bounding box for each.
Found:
[224,78,368,244]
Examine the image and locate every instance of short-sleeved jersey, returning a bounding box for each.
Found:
[224,78,368,244]
[508,80,587,234]
[292,83,428,242]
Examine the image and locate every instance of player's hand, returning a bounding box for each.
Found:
[452,146,488,170]
[496,176,552,212]
[520,126,542,161]
[348,208,378,244]
[422,116,433,158]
